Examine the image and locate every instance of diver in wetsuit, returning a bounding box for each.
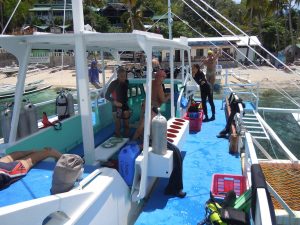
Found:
[192,64,215,122]
[105,66,130,137]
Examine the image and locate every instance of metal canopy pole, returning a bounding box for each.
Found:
[170,48,175,117]
[168,0,172,40]
[72,0,95,164]
[9,45,31,143]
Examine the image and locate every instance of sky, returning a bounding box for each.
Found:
[234,0,241,3]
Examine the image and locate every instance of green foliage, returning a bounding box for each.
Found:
[0,0,35,33]
[84,6,111,32]
[2,0,300,53]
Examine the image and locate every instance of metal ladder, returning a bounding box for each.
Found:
[242,110,270,140]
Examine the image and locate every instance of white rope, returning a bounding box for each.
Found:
[196,0,299,75]
[172,12,247,69]
[188,0,277,70]
[119,13,168,57]
[181,0,258,69]
[272,83,300,108]
[1,0,22,35]
[146,12,168,32]
[292,82,300,91]
[261,110,279,159]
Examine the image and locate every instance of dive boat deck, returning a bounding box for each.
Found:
[135,100,243,224]
[0,161,96,207]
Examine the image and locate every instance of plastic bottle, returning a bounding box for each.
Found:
[151,108,167,155]
[118,143,140,186]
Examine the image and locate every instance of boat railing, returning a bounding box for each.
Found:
[243,132,276,225]
[222,83,259,112]
[176,71,196,117]
[255,112,299,163]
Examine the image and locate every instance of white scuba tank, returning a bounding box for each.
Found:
[151,108,167,155]
[17,101,30,139]
[66,91,74,116]
[1,105,13,143]
[24,101,38,134]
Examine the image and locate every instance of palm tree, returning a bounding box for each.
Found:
[245,0,269,39]
[268,0,288,51]
[122,0,137,31]
[283,0,300,60]
[121,0,145,32]
[245,0,269,64]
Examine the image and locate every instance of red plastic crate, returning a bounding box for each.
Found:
[211,174,246,199]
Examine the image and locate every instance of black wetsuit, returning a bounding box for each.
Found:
[193,70,215,118]
[164,141,184,194]
[105,79,129,112]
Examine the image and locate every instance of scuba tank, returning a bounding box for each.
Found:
[1,103,13,143]
[24,100,38,135]
[151,108,167,155]
[56,89,74,120]
[66,91,74,117]
[17,100,30,139]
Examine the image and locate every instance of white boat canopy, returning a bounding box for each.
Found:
[0,31,190,53]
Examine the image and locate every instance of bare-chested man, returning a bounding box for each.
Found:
[203,49,221,91]
[132,64,170,141]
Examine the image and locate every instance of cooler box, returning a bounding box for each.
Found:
[211,174,246,200]
[184,111,203,132]
[118,143,140,186]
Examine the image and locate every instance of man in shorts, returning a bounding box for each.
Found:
[132,67,170,141]
[203,49,222,92]
[105,66,130,137]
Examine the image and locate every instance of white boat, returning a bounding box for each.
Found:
[0,80,50,99]
[0,66,19,76]
[0,0,299,225]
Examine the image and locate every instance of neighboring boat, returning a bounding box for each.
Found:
[0,66,19,77]
[0,0,299,225]
[0,80,45,98]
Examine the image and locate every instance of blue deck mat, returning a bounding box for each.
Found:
[0,123,124,208]
[0,161,96,207]
[135,100,242,225]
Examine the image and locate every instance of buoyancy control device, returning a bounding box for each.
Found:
[56,89,74,121]
[198,192,249,225]
[1,99,38,143]
[151,107,167,155]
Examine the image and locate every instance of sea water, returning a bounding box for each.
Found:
[1,88,300,159]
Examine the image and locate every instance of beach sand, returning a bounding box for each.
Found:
[0,67,114,90]
[1,65,300,90]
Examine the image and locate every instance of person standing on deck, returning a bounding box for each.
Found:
[88,60,101,89]
[192,64,215,121]
[105,66,130,137]
[203,49,221,92]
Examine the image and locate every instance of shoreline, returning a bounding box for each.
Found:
[1,65,299,90]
